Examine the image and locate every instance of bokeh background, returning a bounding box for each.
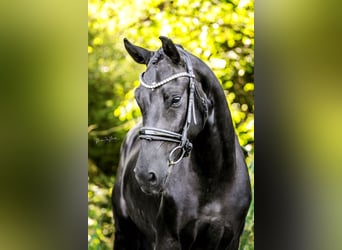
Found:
[88,0,254,249]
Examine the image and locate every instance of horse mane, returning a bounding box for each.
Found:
[185,50,237,169]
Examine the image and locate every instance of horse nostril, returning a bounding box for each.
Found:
[148,171,157,184]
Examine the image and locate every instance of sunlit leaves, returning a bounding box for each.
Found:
[244,83,254,92]
[88,160,115,249]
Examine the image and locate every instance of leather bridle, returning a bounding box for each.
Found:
[138,50,197,167]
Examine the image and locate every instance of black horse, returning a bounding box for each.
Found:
[112,36,251,250]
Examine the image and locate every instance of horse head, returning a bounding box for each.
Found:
[124,36,211,194]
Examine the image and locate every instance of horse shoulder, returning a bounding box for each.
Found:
[233,137,252,215]
[195,143,251,234]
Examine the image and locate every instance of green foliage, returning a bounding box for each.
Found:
[240,160,254,250]
[88,160,114,250]
[88,0,254,249]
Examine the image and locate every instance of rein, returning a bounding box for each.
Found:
[138,50,197,167]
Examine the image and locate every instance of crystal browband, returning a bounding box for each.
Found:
[139,72,194,89]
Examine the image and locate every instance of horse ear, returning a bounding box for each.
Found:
[123,38,153,65]
[159,36,180,64]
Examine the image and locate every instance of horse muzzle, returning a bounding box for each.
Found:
[134,167,164,195]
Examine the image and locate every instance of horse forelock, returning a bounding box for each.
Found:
[144,48,188,86]
[149,48,164,65]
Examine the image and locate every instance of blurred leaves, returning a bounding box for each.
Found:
[88,0,254,249]
[88,159,114,250]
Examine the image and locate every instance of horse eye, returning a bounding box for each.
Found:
[171,96,182,105]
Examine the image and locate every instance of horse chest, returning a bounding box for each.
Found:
[201,200,223,218]
[126,197,158,241]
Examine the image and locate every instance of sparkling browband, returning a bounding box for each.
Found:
[139,72,194,89]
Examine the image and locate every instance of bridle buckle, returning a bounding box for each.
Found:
[168,146,186,166]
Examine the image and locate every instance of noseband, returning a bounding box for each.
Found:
[138,50,197,166]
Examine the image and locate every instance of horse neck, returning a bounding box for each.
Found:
[191,56,236,179]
